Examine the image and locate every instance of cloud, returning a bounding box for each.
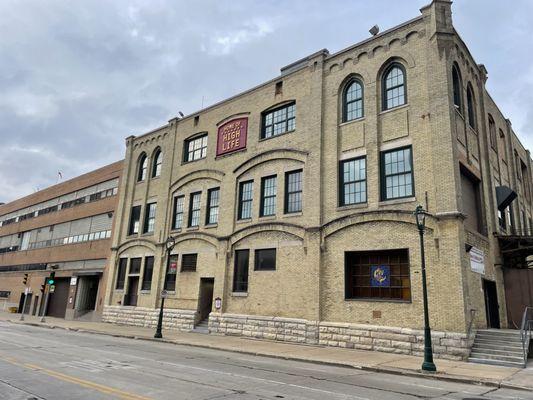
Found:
[0,0,531,203]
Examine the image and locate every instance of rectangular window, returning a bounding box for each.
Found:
[141,256,154,291]
[238,181,253,220]
[254,248,276,271]
[181,254,198,272]
[260,175,277,217]
[233,249,249,292]
[345,249,411,301]
[381,147,413,200]
[128,206,141,235]
[188,192,201,227]
[129,257,142,274]
[261,103,295,139]
[340,157,366,206]
[184,134,208,162]
[143,203,157,234]
[164,255,178,291]
[206,188,220,225]
[285,170,303,213]
[172,196,185,230]
[116,258,127,289]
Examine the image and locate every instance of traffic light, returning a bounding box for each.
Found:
[23,273,28,285]
[47,271,55,285]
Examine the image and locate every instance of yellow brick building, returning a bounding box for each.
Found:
[103,1,533,360]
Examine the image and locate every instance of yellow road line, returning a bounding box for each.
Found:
[0,355,152,400]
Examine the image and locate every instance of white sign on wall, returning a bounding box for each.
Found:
[70,276,78,286]
[469,246,485,275]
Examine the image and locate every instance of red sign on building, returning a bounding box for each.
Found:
[216,117,248,156]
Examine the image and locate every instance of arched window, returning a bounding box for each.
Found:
[137,153,147,182]
[342,79,364,122]
[382,63,406,110]
[467,84,476,129]
[152,149,162,178]
[452,64,463,112]
[488,114,497,150]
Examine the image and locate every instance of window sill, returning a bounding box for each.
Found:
[205,223,218,229]
[258,129,295,142]
[378,103,409,116]
[258,215,276,221]
[181,157,207,166]
[186,226,199,231]
[282,212,303,218]
[141,232,154,237]
[339,117,365,127]
[126,234,139,239]
[231,292,248,297]
[378,197,417,206]
[140,290,151,295]
[114,289,125,293]
[170,228,182,234]
[337,203,368,211]
[254,268,276,272]
[236,218,252,224]
[345,298,412,304]
[150,176,160,181]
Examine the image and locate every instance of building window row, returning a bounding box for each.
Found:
[233,248,277,293]
[28,229,112,250]
[0,186,118,227]
[172,188,220,230]
[452,63,477,131]
[339,146,414,206]
[128,203,157,235]
[164,253,198,291]
[239,169,303,220]
[341,62,407,124]
[137,148,163,182]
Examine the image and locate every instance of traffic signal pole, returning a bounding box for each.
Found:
[40,287,50,323]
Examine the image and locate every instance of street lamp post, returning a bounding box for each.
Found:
[154,236,176,339]
[414,205,437,373]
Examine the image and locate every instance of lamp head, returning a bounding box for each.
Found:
[414,205,427,231]
[165,236,176,251]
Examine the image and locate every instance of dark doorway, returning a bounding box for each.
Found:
[503,268,533,329]
[18,293,32,314]
[32,295,39,316]
[76,275,100,312]
[124,276,139,306]
[483,279,501,329]
[197,278,214,323]
[46,278,70,318]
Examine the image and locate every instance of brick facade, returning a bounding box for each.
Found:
[103,1,532,360]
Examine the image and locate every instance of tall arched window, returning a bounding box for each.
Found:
[382,63,406,110]
[137,153,147,182]
[452,64,463,112]
[152,149,162,178]
[342,79,364,122]
[467,84,476,129]
[488,114,497,150]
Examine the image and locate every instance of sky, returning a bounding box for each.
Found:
[1,0,532,203]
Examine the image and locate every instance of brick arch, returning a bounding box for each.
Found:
[323,210,434,241]
[116,239,158,256]
[233,149,308,180]
[229,222,305,248]
[170,169,225,193]
[172,231,219,250]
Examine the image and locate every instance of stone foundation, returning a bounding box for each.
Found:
[102,305,195,331]
[209,313,474,361]
[102,307,473,360]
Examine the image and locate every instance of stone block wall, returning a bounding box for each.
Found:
[102,305,195,331]
[209,313,474,361]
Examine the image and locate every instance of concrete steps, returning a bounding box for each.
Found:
[192,318,209,334]
[469,329,526,368]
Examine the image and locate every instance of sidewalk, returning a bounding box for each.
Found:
[1,311,531,391]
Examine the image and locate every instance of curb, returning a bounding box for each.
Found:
[4,319,531,392]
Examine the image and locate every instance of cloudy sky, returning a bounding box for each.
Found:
[1,0,532,202]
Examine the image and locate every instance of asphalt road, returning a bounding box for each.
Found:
[0,321,531,400]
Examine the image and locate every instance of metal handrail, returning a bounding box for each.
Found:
[520,306,533,367]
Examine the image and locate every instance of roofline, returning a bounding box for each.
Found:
[327,15,424,60]
[0,160,124,217]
